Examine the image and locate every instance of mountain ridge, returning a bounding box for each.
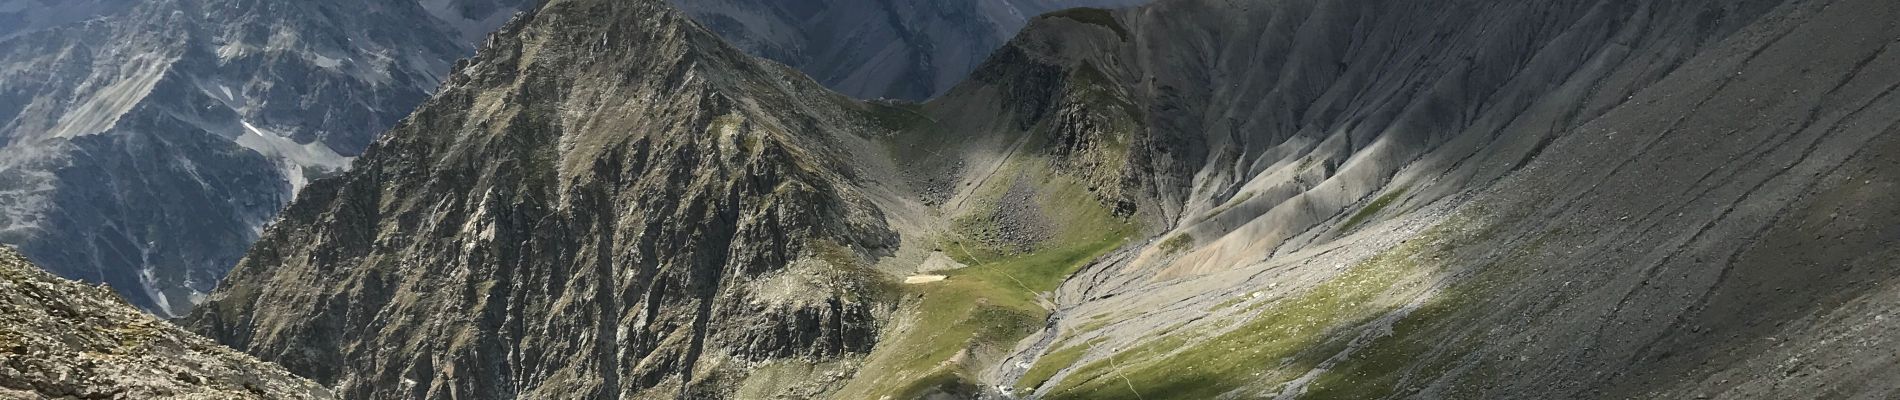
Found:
[190,0,1900,398]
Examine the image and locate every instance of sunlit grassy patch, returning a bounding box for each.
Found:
[1042,220,1470,399]
[1017,337,1106,392]
[837,162,1136,399]
[1341,187,1411,232]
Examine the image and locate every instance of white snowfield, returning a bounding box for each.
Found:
[237,121,354,196]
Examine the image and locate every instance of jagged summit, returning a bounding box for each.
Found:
[191,0,902,397]
[672,0,1148,100]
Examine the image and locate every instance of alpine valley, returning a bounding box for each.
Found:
[180,0,1900,398]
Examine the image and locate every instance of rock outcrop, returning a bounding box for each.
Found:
[0,246,329,399]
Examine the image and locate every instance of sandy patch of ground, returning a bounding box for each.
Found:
[903,275,948,284]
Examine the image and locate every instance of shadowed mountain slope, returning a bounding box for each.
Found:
[966,0,1900,398]
[191,0,1900,398]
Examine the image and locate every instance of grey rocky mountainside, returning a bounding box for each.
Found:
[672,0,1146,101]
[190,0,1900,399]
[0,0,1130,319]
[0,0,526,316]
[0,246,330,399]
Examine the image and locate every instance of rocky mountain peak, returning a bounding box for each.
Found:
[189,0,907,397]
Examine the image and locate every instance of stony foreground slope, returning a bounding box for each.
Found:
[189,0,1900,398]
[0,246,329,399]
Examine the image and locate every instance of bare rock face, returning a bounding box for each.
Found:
[188,0,901,397]
[0,246,330,399]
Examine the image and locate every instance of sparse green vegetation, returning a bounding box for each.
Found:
[1074,314,1116,334]
[1158,234,1195,255]
[1209,191,1255,218]
[1295,155,1323,172]
[837,162,1137,399]
[1043,221,1465,399]
[1018,338,1107,392]
[1206,294,1250,312]
[1341,187,1410,232]
[808,240,899,304]
[1301,234,1547,399]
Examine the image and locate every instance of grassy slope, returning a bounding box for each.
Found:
[1341,187,1411,233]
[1041,217,1483,399]
[836,160,1137,399]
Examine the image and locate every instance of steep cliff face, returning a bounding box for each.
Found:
[673,0,1146,100]
[0,246,329,399]
[191,0,1900,398]
[190,0,904,397]
[0,0,525,316]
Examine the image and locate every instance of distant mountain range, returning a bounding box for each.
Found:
[0,0,518,317]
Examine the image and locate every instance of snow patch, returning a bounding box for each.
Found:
[132,242,178,318]
[138,265,175,317]
[311,54,344,69]
[216,84,236,103]
[235,121,353,196]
